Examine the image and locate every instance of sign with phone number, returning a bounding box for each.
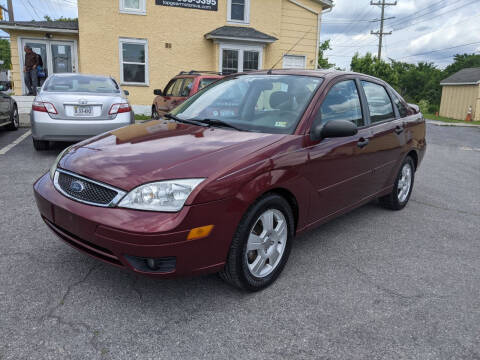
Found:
[155,0,218,11]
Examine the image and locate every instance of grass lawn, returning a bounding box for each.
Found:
[424,113,480,126]
[134,114,151,121]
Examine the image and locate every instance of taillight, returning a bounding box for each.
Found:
[32,101,58,114]
[109,103,131,115]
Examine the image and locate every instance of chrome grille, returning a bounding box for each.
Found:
[54,170,125,207]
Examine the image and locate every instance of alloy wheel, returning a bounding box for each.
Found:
[397,162,412,203]
[245,209,288,278]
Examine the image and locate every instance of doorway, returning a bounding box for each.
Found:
[20,38,78,94]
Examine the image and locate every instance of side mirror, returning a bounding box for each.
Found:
[124,90,129,96]
[311,120,358,141]
[153,89,163,96]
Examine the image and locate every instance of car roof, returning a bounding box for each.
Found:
[50,73,114,80]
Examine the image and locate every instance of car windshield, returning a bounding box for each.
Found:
[43,75,120,93]
[171,75,323,134]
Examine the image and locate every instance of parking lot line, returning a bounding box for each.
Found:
[0,130,32,155]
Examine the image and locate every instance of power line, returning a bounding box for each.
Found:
[396,41,480,60]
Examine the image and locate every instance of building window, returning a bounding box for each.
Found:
[119,38,148,85]
[227,0,250,23]
[120,0,146,15]
[220,46,261,74]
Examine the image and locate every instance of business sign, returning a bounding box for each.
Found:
[155,0,218,11]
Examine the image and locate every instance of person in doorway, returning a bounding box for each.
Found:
[24,46,39,96]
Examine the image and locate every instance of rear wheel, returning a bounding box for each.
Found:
[33,138,49,151]
[6,105,19,131]
[220,194,294,291]
[379,156,415,210]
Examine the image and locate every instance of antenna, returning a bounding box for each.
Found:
[268,24,317,74]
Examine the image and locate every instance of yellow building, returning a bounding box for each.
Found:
[0,0,332,114]
[439,67,480,121]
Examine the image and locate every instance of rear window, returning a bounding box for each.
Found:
[198,78,218,90]
[44,75,120,93]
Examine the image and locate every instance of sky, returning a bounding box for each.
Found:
[0,0,77,37]
[1,0,479,70]
[322,0,480,70]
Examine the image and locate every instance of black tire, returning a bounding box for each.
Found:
[219,193,294,291]
[6,104,19,131]
[379,156,415,210]
[33,138,49,151]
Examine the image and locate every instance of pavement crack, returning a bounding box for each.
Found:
[411,199,479,217]
[131,275,143,301]
[40,265,107,358]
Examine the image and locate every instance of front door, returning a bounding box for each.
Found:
[21,38,77,94]
[303,79,374,222]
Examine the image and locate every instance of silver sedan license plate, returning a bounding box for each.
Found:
[74,106,93,116]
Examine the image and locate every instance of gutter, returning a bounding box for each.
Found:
[440,81,480,86]
[0,24,78,34]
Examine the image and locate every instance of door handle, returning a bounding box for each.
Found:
[394,125,404,135]
[357,137,369,148]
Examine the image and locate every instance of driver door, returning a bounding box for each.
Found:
[303,78,375,222]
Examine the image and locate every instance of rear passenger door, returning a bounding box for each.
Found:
[359,80,405,192]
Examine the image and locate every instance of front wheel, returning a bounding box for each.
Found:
[6,105,19,131]
[379,156,415,210]
[220,194,294,291]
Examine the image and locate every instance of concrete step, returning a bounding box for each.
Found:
[12,96,34,114]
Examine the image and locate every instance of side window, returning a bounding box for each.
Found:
[198,78,217,91]
[180,78,194,97]
[361,81,395,123]
[392,92,409,118]
[165,79,183,97]
[315,80,364,128]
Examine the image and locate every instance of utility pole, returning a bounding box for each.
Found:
[7,0,13,21]
[370,0,396,60]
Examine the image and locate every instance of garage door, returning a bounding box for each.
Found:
[282,55,306,69]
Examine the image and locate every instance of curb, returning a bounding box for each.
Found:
[426,120,480,128]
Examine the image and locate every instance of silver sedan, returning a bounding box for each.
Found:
[31,73,135,150]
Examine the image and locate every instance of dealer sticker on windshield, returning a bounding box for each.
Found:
[274,121,288,128]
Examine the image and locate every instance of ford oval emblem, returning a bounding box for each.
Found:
[70,180,85,193]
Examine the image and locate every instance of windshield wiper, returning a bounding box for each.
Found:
[164,113,207,127]
[192,118,247,132]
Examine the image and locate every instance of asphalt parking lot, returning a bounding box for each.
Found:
[0,124,479,359]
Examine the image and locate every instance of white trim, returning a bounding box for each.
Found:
[119,37,149,86]
[440,82,480,86]
[227,0,250,24]
[282,54,307,69]
[288,0,319,14]
[119,0,146,15]
[0,24,78,33]
[218,43,263,73]
[205,34,276,44]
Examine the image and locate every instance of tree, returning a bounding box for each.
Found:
[317,40,335,69]
[0,39,11,70]
[443,53,480,79]
[350,52,398,86]
[43,15,78,22]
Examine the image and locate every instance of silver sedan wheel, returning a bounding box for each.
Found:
[246,209,288,278]
[13,108,19,128]
[397,162,412,203]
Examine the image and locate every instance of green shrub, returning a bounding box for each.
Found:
[418,99,430,114]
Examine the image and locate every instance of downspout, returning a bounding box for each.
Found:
[316,5,333,69]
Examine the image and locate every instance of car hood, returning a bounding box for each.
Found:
[59,120,285,191]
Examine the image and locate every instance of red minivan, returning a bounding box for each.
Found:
[34,70,426,291]
[151,71,223,119]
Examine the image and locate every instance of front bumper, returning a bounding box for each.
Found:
[31,111,134,142]
[33,173,243,277]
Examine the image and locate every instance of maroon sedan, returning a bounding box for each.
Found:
[34,70,426,291]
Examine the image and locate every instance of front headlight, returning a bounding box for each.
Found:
[50,146,73,179]
[118,179,205,212]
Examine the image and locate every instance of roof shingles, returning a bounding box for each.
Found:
[205,26,277,43]
[440,67,480,85]
[0,20,78,31]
